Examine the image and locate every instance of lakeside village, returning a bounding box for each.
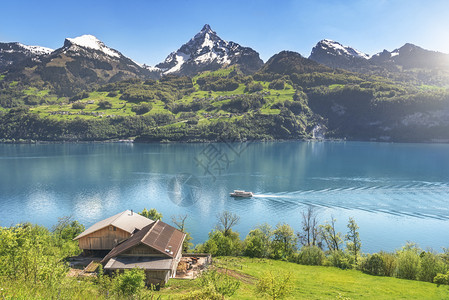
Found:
[1,207,449,299]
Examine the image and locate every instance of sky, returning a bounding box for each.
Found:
[1,0,449,66]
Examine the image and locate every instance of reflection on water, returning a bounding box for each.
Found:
[0,141,448,252]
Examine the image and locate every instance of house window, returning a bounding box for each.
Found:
[109,225,116,231]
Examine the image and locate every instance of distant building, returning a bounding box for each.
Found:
[74,210,153,252]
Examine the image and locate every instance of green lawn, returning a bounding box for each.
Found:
[158,257,449,299]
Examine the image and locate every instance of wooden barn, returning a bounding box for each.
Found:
[74,210,154,252]
[101,220,185,285]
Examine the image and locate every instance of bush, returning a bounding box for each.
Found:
[433,272,449,285]
[113,268,146,296]
[361,253,385,276]
[70,91,89,102]
[256,271,294,300]
[186,116,199,125]
[269,79,285,90]
[327,250,353,269]
[107,91,118,97]
[245,82,264,93]
[71,102,86,109]
[297,246,325,266]
[132,103,152,115]
[98,100,112,109]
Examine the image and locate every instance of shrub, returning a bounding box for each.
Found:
[132,103,152,115]
[433,272,449,285]
[256,271,294,300]
[98,100,112,109]
[361,253,385,276]
[198,270,240,299]
[245,82,264,93]
[269,79,285,90]
[297,246,325,266]
[327,250,353,269]
[70,91,89,102]
[71,102,86,109]
[186,117,199,125]
[113,268,146,296]
[107,91,118,97]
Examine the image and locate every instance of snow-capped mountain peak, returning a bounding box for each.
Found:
[315,39,370,59]
[65,34,120,58]
[156,24,263,75]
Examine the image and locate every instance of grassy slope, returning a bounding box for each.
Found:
[159,257,449,299]
[25,68,292,126]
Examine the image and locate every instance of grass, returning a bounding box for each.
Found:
[156,257,449,299]
[24,73,298,122]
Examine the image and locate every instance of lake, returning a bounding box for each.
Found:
[0,141,448,253]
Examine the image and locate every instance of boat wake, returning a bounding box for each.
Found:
[252,181,449,220]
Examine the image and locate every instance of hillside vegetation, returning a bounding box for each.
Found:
[1,57,449,143]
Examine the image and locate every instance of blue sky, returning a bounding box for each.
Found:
[1,0,448,66]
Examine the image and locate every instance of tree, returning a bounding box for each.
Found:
[200,230,242,256]
[52,216,85,240]
[139,208,162,221]
[217,211,240,237]
[319,216,343,251]
[256,271,294,300]
[171,214,193,252]
[243,223,273,258]
[271,223,297,260]
[298,206,320,247]
[345,218,361,264]
[396,244,420,280]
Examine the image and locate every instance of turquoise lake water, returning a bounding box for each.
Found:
[0,141,448,252]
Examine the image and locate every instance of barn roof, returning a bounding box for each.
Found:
[74,210,154,240]
[101,220,185,263]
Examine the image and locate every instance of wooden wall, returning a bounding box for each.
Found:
[78,226,130,250]
[123,244,167,256]
[145,270,170,285]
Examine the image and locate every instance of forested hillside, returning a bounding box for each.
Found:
[1,50,449,143]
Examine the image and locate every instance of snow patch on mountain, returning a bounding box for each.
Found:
[66,35,120,58]
[318,39,370,59]
[18,44,53,55]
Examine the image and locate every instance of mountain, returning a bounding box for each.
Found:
[0,42,53,69]
[370,43,449,69]
[156,24,263,76]
[5,34,161,96]
[260,50,331,75]
[309,39,370,69]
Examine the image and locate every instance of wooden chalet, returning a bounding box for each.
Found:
[74,210,153,252]
[101,220,186,285]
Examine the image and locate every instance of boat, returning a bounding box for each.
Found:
[230,190,253,197]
